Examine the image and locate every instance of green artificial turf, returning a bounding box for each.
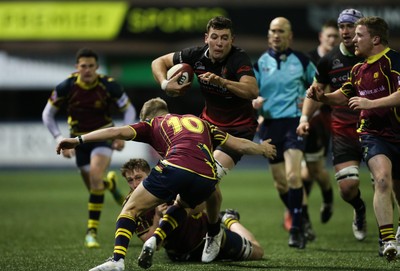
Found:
[0,166,398,270]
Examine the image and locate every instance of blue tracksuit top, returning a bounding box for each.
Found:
[254,48,316,119]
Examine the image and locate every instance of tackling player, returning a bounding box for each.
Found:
[56,97,276,271]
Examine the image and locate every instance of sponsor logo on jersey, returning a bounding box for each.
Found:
[332,59,344,69]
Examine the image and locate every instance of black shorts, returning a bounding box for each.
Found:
[360,134,400,180]
[259,118,305,164]
[331,133,362,165]
[216,125,256,164]
[74,141,112,167]
[142,164,217,209]
[305,111,331,155]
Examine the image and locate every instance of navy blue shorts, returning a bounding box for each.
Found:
[75,141,112,167]
[166,228,250,261]
[142,165,217,209]
[259,118,305,164]
[360,134,400,180]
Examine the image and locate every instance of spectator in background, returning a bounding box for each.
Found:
[253,17,316,249]
[42,48,136,248]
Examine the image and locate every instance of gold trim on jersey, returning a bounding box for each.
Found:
[76,74,99,89]
[160,160,219,181]
[367,47,390,64]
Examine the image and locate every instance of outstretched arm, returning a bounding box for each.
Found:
[349,91,400,110]
[223,135,276,159]
[113,97,137,151]
[307,85,348,106]
[56,126,135,154]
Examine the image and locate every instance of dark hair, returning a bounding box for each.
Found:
[120,158,151,178]
[139,97,169,121]
[322,19,338,30]
[206,16,233,34]
[75,48,98,63]
[356,16,389,46]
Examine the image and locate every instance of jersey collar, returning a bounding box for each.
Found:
[76,75,99,89]
[268,48,292,62]
[339,42,355,57]
[366,47,390,64]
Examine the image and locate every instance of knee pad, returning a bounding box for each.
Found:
[335,166,359,183]
[216,160,230,180]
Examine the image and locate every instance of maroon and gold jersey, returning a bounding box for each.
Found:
[135,209,156,237]
[129,114,228,180]
[163,212,208,255]
[134,209,207,255]
[48,73,129,136]
[316,46,364,138]
[122,191,157,237]
[173,45,258,130]
[341,48,400,143]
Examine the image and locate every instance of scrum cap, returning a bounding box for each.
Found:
[337,9,364,24]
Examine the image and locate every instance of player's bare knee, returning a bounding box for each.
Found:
[274,182,288,194]
[286,174,302,188]
[373,176,392,193]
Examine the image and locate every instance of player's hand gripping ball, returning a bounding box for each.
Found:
[166,63,194,97]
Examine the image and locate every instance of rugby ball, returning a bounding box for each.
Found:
[166,63,194,96]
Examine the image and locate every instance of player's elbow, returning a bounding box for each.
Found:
[118,126,135,140]
[42,102,56,124]
[252,245,264,260]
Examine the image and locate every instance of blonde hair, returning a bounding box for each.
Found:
[356,16,389,46]
[120,158,151,178]
[139,97,169,121]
